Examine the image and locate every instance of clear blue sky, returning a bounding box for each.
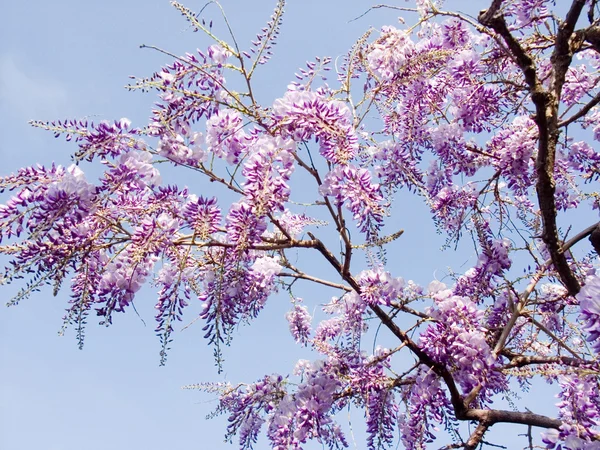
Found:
[0,1,561,449]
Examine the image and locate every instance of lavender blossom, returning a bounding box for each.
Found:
[577,275,600,355]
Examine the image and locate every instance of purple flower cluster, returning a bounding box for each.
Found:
[244,0,284,66]
[577,275,600,355]
[542,374,600,449]
[30,117,142,162]
[419,291,506,400]
[213,361,346,450]
[505,0,552,27]
[0,165,98,300]
[199,252,281,356]
[154,261,192,363]
[399,366,451,450]
[218,374,287,449]
[568,141,600,184]
[317,291,367,343]
[428,122,480,176]
[372,140,424,193]
[429,183,478,233]
[181,195,221,240]
[205,108,250,164]
[357,268,403,306]
[225,202,267,249]
[454,236,512,299]
[143,45,226,130]
[97,213,180,322]
[103,151,162,192]
[286,301,312,345]
[272,90,358,165]
[242,135,295,214]
[487,115,537,195]
[275,210,326,238]
[319,165,384,234]
[366,26,415,81]
[344,350,398,450]
[157,130,205,166]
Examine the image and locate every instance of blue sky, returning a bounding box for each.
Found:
[0,1,563,449]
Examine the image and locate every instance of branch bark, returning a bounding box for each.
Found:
[479,1,585,296]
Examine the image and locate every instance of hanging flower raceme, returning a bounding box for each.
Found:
[487,115,538,196]
[142,45,228,130]
[366,26,415,81]
[357,268,404,306]
[319,165,384,234]
[198,252,281,361]
[103,151,162,192]
[419,290,506,401]
[542,373,600,449]
[453,235,512,300]
[154,259,193,364]
[286,301,312,345]
[204,361,346,450]
[225,202,267,249]
[157,129,206,166]
[205,108,251,164]
[242,135,295,214]
[274,210,326,239]
[268,361,346,450]
[0,164,99,295]
[29,118,143,162]
[372,139,424,193]
[318,291,368,344]
[272,90,358,165]
[181,195,221,240]
[96,213,181,323]
[577,275,600,355]
[399,366,452,450]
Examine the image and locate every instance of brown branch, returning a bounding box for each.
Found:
[523,312,584,359]
[308,225,567,435]
[278,272,351,292]
[464,421,491,450]
[558,90,600,127]
[479,1,583,295]
[501,351,592,369]
[460,408,562,429]
[306,231,468,415]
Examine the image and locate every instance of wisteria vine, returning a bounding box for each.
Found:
[2,0,600,449]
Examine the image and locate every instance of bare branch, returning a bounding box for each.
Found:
[464,421,491,450]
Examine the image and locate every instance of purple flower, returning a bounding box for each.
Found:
[550,373,600,447]
[205,108,249,164]
[366,26,415,80]
[372,139,424,192]
[272,90,357,164]
[182,195,221,239]
[319,165,384,234]
[225,202,267,248]
[286,301,312,345]
[242,135,295,214]
[207,44,230,65]
[399,366,450,450]
[106,151,161,191]
[420,292,506,400]
[158,131,206,165]
[358,268,403,306]
[577,275,600,355]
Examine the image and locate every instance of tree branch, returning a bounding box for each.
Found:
[479,1,584,296]
[558,90,600,127]
[501,351,593,369]
[460,408,562,429]
[464,421,491,450]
